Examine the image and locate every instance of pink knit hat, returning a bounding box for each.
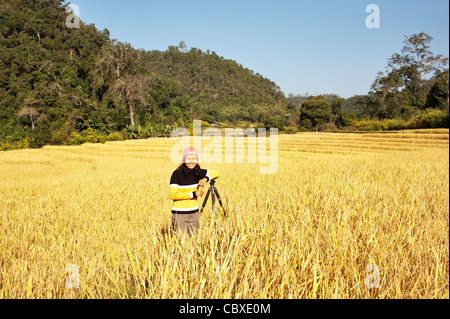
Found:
[182,147,199,162]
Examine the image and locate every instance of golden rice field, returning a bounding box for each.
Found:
[0,129,448,299]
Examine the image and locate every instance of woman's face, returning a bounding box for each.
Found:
[185,155,198,169]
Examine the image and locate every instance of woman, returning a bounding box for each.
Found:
[169,147,219,236]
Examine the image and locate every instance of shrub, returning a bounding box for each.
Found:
[352,118,406,131]
[50,130,68,145]
[125,126,140,139]
[0,142,15,151]
[0,137,35,151]
[283,126,298,134]
[16,137,34,149]
[407,108,449,129]
[85,128,106,144]
[68,131,85,145]
[107,131,125,141]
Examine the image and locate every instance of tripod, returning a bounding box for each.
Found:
[200,179,226,231]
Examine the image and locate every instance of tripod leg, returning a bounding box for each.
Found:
[200,187,211,214]
[211,187,217,231]
[211,187,216,211]
[214,189,226,216]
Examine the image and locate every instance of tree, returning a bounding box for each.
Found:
[95,41,152,127]
[369,32,449,120]
[299,96,332,132]
[0,0,294,147]
[388,33,448,93]
[369,71,402,118]
[18,98,39,130]
[426,69,449,111]
[178,40,187,53]
[330,95,345,128]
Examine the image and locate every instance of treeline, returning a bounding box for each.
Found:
[0,0,293,149]
[287,33,449,132]
[0,1,448,151]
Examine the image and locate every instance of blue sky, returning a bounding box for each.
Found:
[65,0,449,98]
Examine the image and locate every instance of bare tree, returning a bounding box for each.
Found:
[109,73,153,128]
[18,98,39,130]
[95,41,153,127]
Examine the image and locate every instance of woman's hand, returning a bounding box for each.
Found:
[198,178,208,188]
[195,188,205,197]
[195,178,208,197]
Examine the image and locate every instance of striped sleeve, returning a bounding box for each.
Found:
[169,172,195,200]
[206,169,220,181]
[203,169,210,182]
[200,169,219,182]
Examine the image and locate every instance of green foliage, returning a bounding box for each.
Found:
[425,70,449,110]
[264,115,286,130]
[0,137,34,151]
[85,127,106,144]
[124,125,140,140]
[0,0,294,150]
[1,4,448,150]
[50,130,69,145]
[68,131,85,145]
[351,109,448,131]
[283,126,298,134]
[299,96,332,132]
[352,118,405,131]
[407,108,449,129]
[121,124,171,140]
[365,33,448,122]
[51,128,107,146]
[106,131,125,141]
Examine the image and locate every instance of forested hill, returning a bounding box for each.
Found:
[0,0,293,147]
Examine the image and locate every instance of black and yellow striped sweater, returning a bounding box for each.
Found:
[169,168,220,214]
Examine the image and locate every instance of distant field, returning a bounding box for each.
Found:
[0,129,448,298]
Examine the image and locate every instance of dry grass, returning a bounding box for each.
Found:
[0,129,448,299]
